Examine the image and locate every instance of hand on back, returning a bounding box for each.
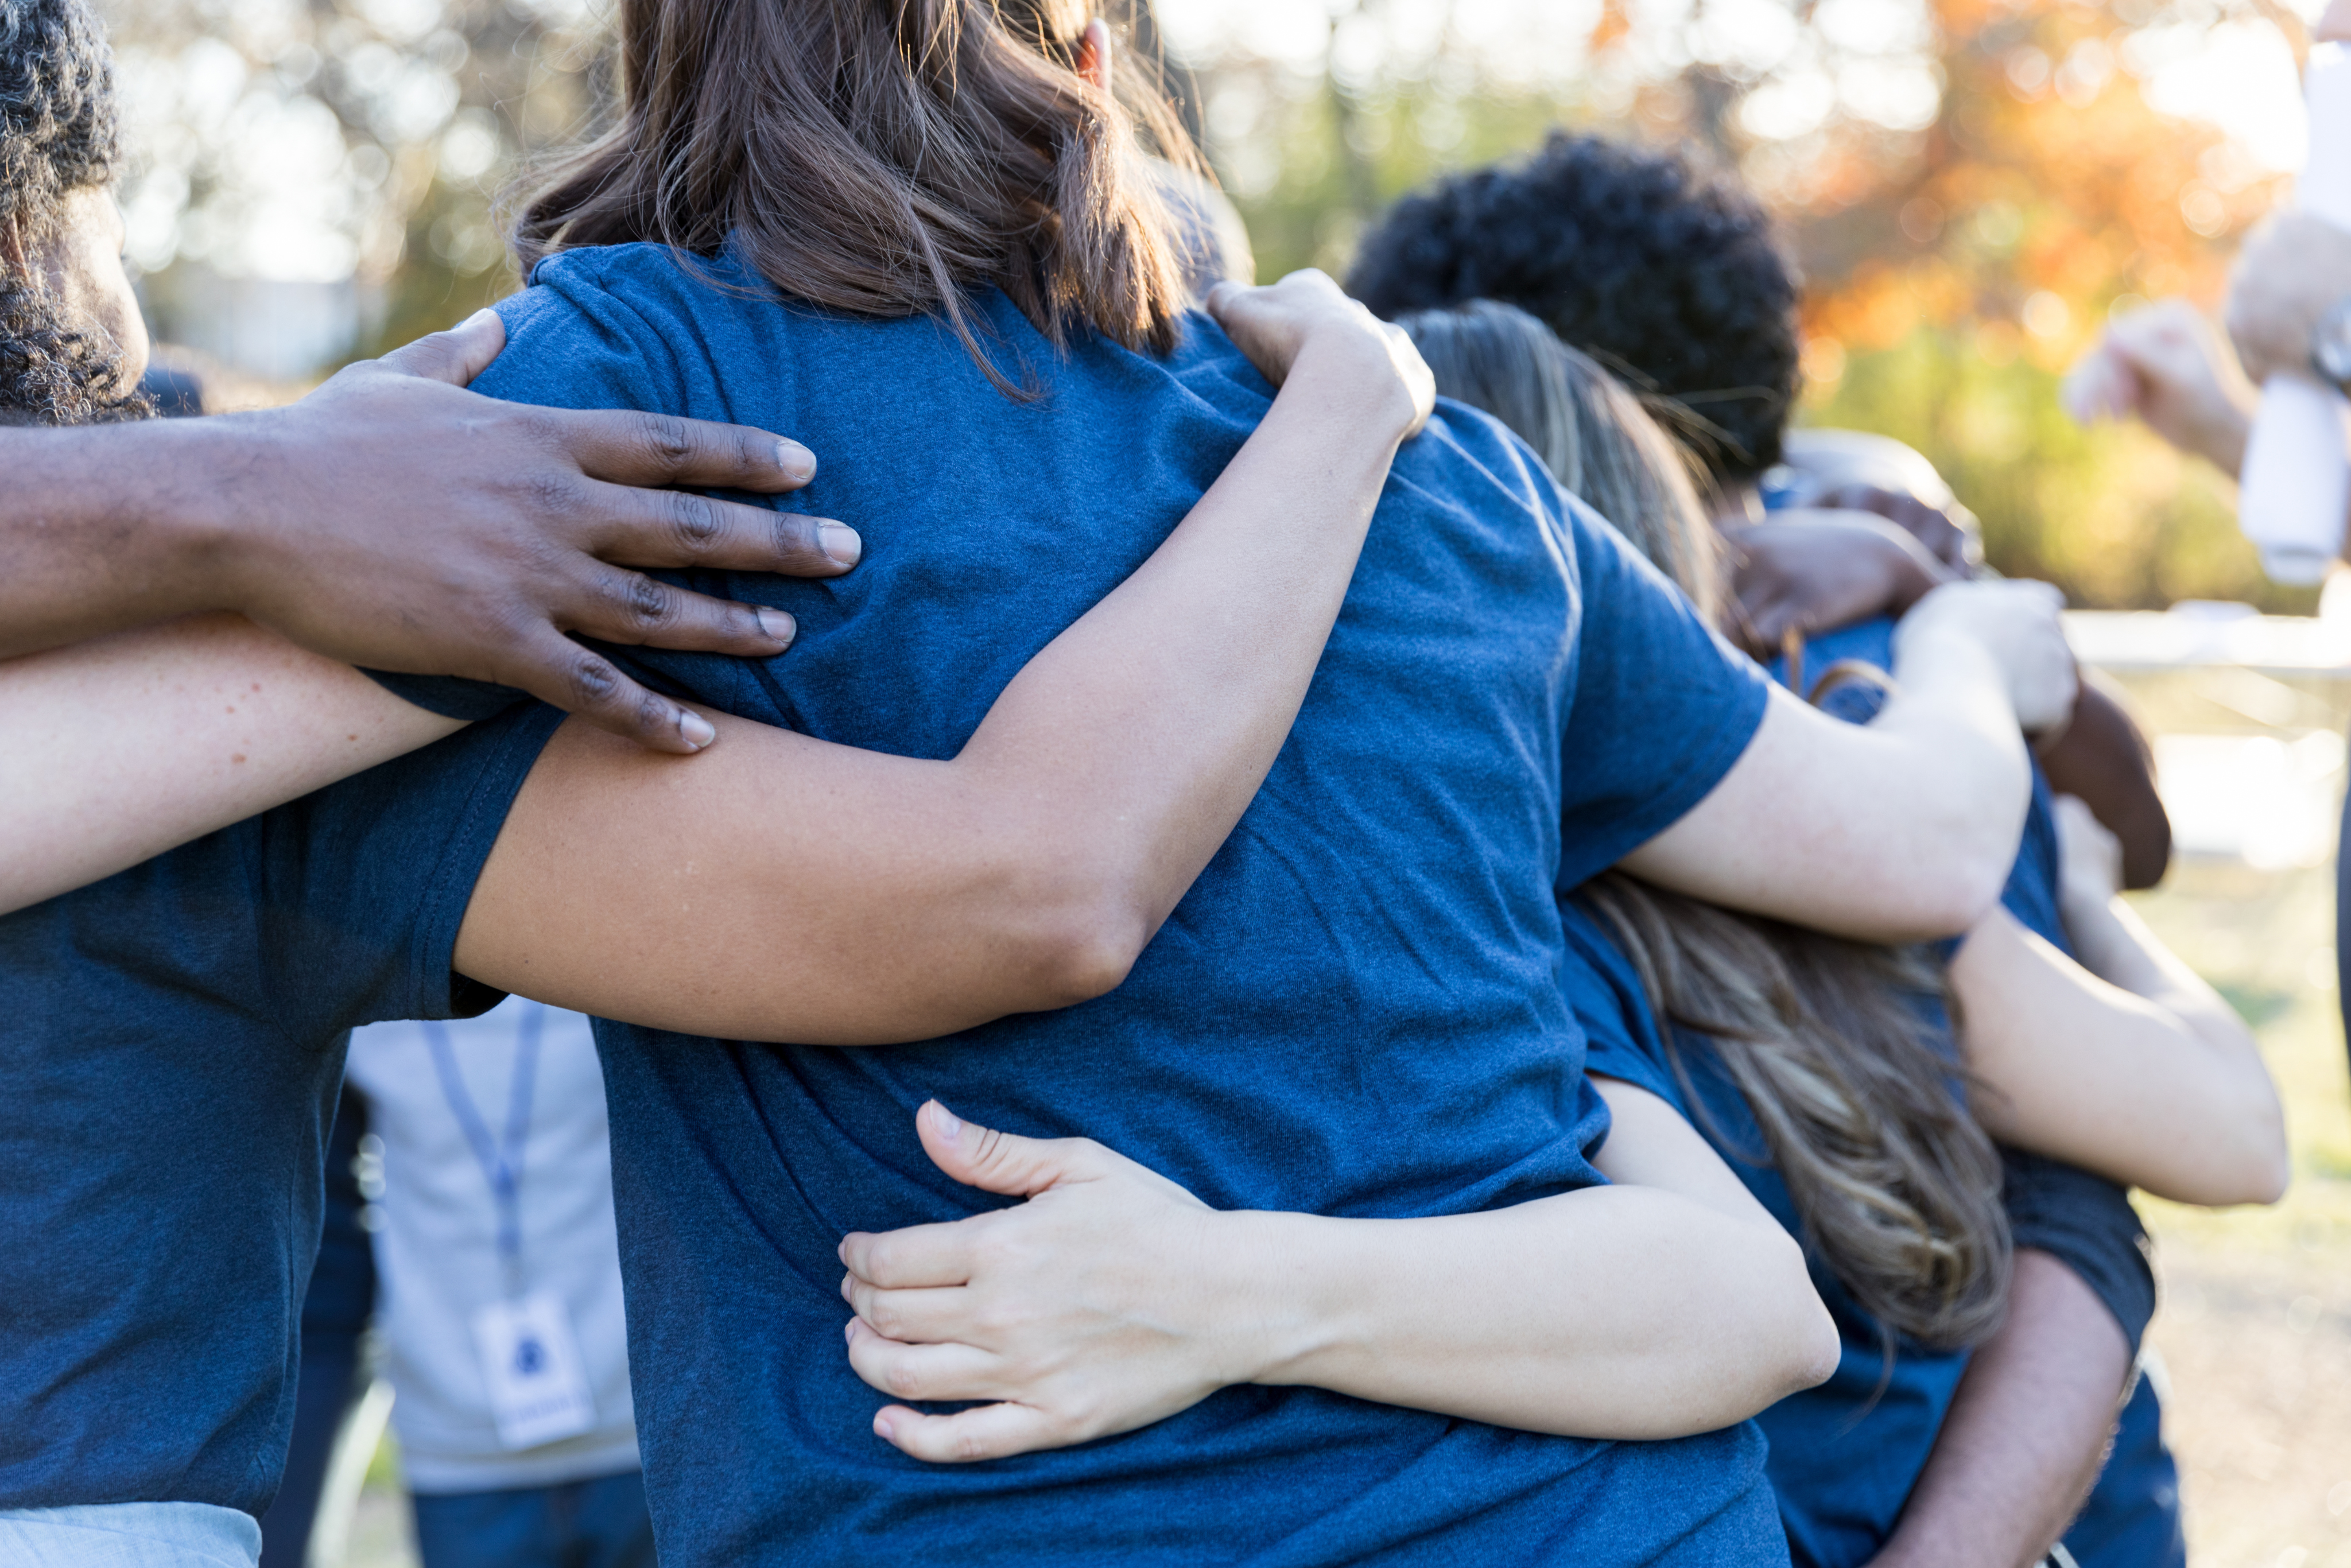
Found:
[2062,298,2256,475]
[201,309,862,753]
[1207,270,1435,439]
[836,1101,1242,1464]
[1896,579,2078,735]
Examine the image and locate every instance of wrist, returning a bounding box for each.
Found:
[1286,334,1419,445]
[1220,1210,1349,1390]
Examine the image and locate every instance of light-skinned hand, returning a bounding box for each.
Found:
[837,1100,1248,1464]
[2063,298,2257,476]
[1896,579,2079,735]
[2225,211,2351,388]
[1207,269,1435,438]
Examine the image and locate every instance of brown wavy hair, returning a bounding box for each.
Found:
[513,0,1199,394]
[1398,300,2011,1351]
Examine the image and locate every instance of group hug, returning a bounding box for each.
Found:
[0,0,2294,1565]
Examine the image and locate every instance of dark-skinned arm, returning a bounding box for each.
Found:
[1866,1251,2132,1568]
[2036,670,2171,890]
[0,311,856,752]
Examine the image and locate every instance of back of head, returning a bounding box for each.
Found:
[0,0,144,425]
[1349,131,1798,487]
[1395,300,1720,622]
[514,0,1200,393]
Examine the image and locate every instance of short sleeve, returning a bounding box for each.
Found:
[255,700,567,1036]
[2000,1146,2156,1351]
[1558,898,1686,1113]
[1556,501,1771,888]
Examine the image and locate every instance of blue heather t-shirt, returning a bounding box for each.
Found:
[0,706,562,1515]
[469,242,1781,1567]
[1565,616,2156,1567]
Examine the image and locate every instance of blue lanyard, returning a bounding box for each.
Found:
[422,1003,545,1295]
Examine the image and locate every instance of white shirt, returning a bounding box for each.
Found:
[344,1000,639,1493]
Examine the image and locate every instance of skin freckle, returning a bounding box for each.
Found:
[231,754,247,765]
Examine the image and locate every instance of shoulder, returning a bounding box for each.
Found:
[480,244,769,412]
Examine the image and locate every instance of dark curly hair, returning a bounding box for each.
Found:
[0,0,143,424]
[1348,131,1800,484]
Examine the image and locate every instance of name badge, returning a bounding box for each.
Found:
[471,1290,598,1450]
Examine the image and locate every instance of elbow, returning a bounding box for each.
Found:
[1765,1235,1842,1400]
[998,886,1154,1012]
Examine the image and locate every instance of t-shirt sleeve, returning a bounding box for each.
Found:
[255,700,568,1035]
[1558,899,1685,1113]
[2000,1146,2156,1351]
[1555,499,1772,888]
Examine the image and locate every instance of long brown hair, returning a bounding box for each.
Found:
[514,0,1198,393]
[1396,301,2011,1350]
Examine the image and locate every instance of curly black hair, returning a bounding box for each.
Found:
[0,0,143,424]
[1348,131,1800,484]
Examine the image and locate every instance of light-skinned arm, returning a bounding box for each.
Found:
[1,312,859,752]
[1949,797,2287,1207]
[835,1088,1840,1463]
[1864,1251,2132,1568]
[1620,580,2072,943]
[452,273,1431,1041]
[5,273,1434,1050]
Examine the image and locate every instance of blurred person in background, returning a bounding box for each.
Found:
[2066,2,2351,1077]
[1348,134,2190,1568]
[343,1000,650,1568]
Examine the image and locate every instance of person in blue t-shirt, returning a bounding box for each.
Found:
[822,306,2283,1566]
[12,12,2077,1568]
[401,6,2120,1566]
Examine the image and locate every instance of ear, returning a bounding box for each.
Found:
[1074,17,1112,94]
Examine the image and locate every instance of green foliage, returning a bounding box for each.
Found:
[1805,330,2315,612]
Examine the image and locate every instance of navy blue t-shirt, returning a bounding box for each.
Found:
[0,705,562,1515]
[469,242,1782,1567]
[1564,616,2157,1567]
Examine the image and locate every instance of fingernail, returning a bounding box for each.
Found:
[844,1318,857,1342]
[758,608,796,646]
[463,307,499,331]
[930,1100,961,1145]
[875,1416,895,1441]
[820,522,862,568]
[679,711,717,750]
[778,441,816,483]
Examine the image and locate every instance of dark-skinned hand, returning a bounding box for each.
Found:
[1807,482,1979,573]
[1722,510,1956,660]
[200,309,859,752]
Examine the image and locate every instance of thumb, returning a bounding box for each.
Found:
[915,1100,1105,1200]
[377,307,507,386]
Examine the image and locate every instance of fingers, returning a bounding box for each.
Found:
[871,1399,1066,1464]
[376,308,507,387]
[843,1319,1003,1405]
[915,1099,1107,1198]
[561,565,797,655]
[839,1218,979,1291]
[841,1276,974,1345]
[552,406,820,495]
[579,482,861,577]
[505,631,721,755]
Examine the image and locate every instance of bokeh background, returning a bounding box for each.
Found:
[88,0,2351,1562]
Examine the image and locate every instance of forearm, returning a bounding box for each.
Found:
[457,339,1417,1043]
[1237,1188,1830,1438]
[2036,679,2171,890]
[952,338,1411,953]
[1871,1251,2129,1568]
[0,614,460,914]
[1953,907,2286,1205]
[0,421,246,656]
[1623,630,2029,943]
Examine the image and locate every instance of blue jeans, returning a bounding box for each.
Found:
[410,1469,656,1568]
